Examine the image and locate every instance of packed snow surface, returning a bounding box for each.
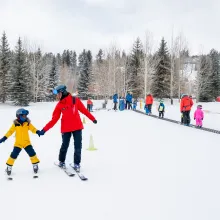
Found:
[0,100,220,220]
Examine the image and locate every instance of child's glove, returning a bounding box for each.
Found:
[36,130,45,137]
[0,136,7,143]
[93,120,97,124]
[202,118,203,120]
[194,118,195,120]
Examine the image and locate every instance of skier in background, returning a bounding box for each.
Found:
[158,100,165,118]
[125,92,132,110]
[145,94,154,114]
[39,85,97,172]
[194,105,204,128]
[180,94,193,126]
[113,93,118,110]
[0,108,43,176]
[87,98,93,112]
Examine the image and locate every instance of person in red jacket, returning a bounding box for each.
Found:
[145,94,154,114]
[87,98,93,112]
[38,85,97,171]
[180,94,193,126]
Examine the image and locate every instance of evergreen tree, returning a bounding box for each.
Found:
[151,38,171,98]
[127,38,144,98]
[10,37,31,106]
[209,49,220,98]
[0,31,11,103]
[77,50,93,99]
[47,55,58,100]
[96,49,104,64]
[48,55,58,89]
[197,55,213,102]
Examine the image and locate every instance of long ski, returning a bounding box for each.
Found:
[54,162,75,177]
[69,164,88,181]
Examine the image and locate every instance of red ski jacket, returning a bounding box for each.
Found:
[180,96,193,112]
[145,95,153,105]
[43,94,96,133]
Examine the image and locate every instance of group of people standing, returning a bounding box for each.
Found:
[113,92,134,111]
[112,92,204,128]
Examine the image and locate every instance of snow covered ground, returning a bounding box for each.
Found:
[0,100,220,220]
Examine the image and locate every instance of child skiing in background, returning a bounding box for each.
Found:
[0,108,43,177]
[87,98,93,112]
[194,105,204,128]
[158,100,165,118]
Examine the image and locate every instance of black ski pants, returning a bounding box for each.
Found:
[59,130,82,165]
[183,111,190,125]
[147,104,152,113]
[159,111,164,118]
[113,102,117,110]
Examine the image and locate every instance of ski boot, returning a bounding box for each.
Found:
[73,164,80,172]
[58,161,66,170]
[5,165,12,176]
[33,164,39,174]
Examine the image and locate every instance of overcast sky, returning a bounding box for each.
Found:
[0,0,219,55]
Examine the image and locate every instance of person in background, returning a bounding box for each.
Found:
[158,100,165,118]
[145,94,154,114]
[113,93,118,111]
[194,105,204,128]
[87,98,93,112]
[180,94,193,126]
[125,92,133,110]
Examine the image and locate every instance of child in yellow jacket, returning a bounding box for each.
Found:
[0,108,44,176]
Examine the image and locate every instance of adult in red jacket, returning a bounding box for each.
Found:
[39,85,97,171]
[180,94,193,126]
[145,94,154,113]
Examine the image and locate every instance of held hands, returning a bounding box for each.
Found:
[0,136,7,143]
[36,130,45,137]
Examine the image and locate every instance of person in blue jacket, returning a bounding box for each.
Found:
[126,92,133,110]
[113,93,118,110]
[158,100,165,118]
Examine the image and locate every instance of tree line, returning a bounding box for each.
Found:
[0,31,219,106]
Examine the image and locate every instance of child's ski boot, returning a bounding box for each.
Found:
[33,164,39,174]
[5,165,12,176]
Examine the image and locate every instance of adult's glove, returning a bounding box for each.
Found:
[36,130,45,137]
[93,120,97,124]
[0,136,7,143]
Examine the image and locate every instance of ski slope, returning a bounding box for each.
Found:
[0,102,220,220]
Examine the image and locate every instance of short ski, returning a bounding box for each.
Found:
[54,162,75,177]
[7,176,13,181]
[69,164,88,181]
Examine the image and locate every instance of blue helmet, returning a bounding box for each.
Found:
[53,85,67,95]
[16,108,29,117]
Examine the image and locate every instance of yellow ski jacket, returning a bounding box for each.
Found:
[5,119,38,148]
